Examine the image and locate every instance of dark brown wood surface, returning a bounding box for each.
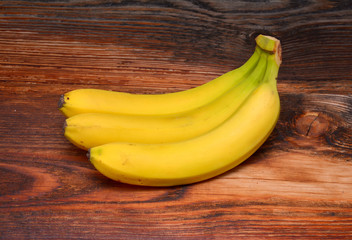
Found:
[1,1,351,239]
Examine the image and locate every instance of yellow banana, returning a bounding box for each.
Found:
[63,52,268,150]
[58,46,261,118]
[88,37,281,186]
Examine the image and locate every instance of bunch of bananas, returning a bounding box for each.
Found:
[59,34,282,187]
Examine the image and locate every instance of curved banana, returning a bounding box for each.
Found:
[88,39,281,186]
[64,53,268,150]
[59,46,261,118]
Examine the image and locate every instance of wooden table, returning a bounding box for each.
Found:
[1,1,351,239]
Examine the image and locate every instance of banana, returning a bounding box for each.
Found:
[88,36,282,187]
[63,52,268,150]
[58,46,261,118]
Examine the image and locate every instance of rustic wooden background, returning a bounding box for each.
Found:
[1,0,351,239]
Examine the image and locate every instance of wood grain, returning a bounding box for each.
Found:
[1,0,352,239]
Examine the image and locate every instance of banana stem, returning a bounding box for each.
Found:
[255,34,282,67]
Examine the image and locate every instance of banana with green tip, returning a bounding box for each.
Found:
[58,46,261,118]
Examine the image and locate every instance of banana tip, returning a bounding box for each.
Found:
[86,149,91,160]
[63,120,67,134]
[58,94,65,109]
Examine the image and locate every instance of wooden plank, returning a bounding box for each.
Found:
[0,0,351,239]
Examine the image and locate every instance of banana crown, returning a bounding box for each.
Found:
[255,34,282,67]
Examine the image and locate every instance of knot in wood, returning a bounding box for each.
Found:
[295,112,330,138]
